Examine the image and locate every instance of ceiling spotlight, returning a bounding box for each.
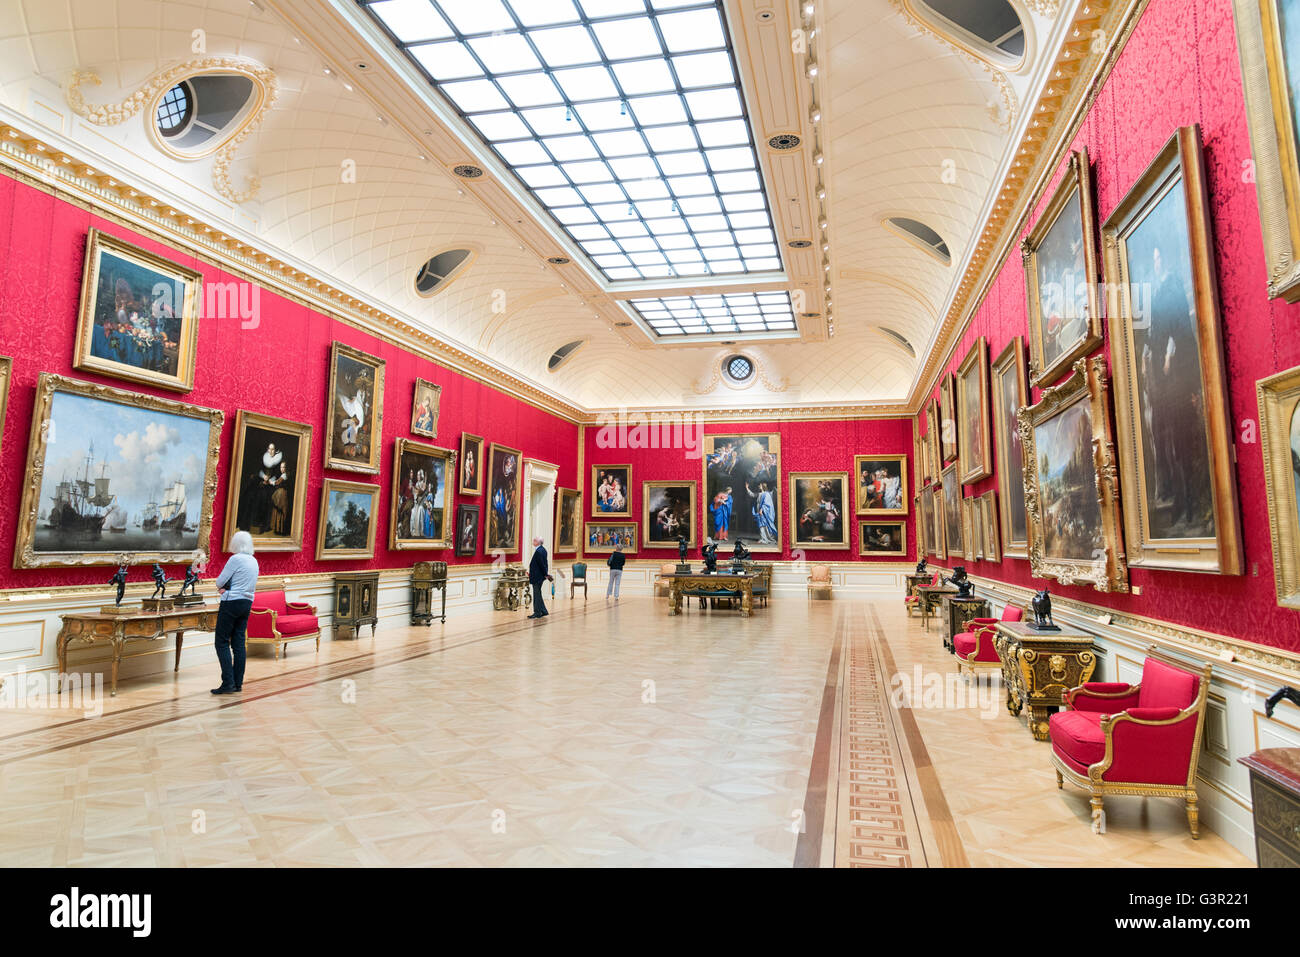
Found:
[803,2,815,18]
[822,243,829,252]
[810,106,821,125]
[806,61,819,79]
[342,82,353,91]
[819,217,828,230]
[817,186,826,200]
[814,151,824,166]
[322,67,333,76]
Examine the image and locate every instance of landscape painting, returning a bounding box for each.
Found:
[316,479,378,561]
[15,374,223,569]
[702,433,781,551]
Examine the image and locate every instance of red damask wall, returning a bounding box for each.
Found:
[581,418,915,563]
[0,173,579,588]
[925,0,1300,652]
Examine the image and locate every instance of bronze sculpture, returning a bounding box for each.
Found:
[150,563,170,599]
[1030,588,1060,630]
[108,564,129,606]
[701,539,718,573]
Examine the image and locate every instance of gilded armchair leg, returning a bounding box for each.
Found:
[1186,794,1200,839]
[1055,769,1063,790]
[1090,793,1105,834]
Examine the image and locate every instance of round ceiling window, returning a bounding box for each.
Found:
[724,354,754,383]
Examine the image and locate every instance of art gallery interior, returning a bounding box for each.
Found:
[1,0,1300,889]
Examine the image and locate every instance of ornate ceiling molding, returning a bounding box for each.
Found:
[66,56,278,204]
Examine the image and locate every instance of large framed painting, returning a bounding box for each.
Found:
[1021,149,1103,387]
[702,433,781,551]
[591,465,632,518]
[73,229,202,393]
[913,493,926,556]
[585,522,636,553]
[940,462,963,561]
[922,484,943,559]
[956,337,992,484]
[1102,126,1243,575]
[1258,364,1300,608]
[459,432,483,495]
[790,472,849,549]
[224,410,312,553]
[643,480,696,548]
[859,520,906,558]
[15,374,223,569]
[410,378,442,439]
[390,438,456,550]
[315,479,379,561]
[1018,356,1128,592]
[979,489,1001,563]
[962,497,981,561]
[854,454,907,515]
[325,341,385,474]
[554,488,581,554]
[0,355,10,455]
[455,503,480,557]
[925,399,941,482]
[486,442,522,552]
[939,375,958,464]
[991,337,1030,559]
[1232,0,1300,302]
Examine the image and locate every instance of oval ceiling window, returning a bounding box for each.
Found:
[151,73,262,158]
[548,340,585,372]
[414,248,475,297]
[911,0,1027,68]
[884,216,951,265]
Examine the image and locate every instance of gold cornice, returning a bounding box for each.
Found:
[909,0,1148,413]
[0,125,586,425]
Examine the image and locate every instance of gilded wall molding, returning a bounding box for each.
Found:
[66,56,278,204]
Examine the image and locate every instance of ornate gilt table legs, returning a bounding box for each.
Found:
[174,631,185,673]
[740,584,753,618]
[668,581,683,615]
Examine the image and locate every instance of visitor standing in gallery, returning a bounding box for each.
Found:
[606,544,625,600]
[527,536,552,619]
[212,531,259,695]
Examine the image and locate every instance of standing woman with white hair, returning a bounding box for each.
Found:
[211,530,260,695]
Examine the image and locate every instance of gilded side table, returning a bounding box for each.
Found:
[993,620,1097,741]
[915,584,956,632]
[904,573,931,616]
[493,564,530,612]
[1239,748,1300,867]
[56,604,217,696]
[941,595,990,653]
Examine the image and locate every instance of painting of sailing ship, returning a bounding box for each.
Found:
[15,374,223,568]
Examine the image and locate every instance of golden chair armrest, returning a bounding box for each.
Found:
[248,606,282,639]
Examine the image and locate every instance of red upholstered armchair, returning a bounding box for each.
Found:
[953,604,1023,678]
[905,573,941,615]
[1049,654,1212,837]
[247,590,321,659]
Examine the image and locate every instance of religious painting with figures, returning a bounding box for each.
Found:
[854,454,907,515]
[702,433,781,551]
[643,481,696,548]
[325,342,385,474]
[591,465,632,518]
[487,443,522,552]
[410,378,441,439]
[790,472,848,549]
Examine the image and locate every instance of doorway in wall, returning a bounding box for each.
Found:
[521,460,558,600]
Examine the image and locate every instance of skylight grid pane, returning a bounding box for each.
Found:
[626,291,797,338]
[359,0,782,282]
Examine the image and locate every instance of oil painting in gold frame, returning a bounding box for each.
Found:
[1258,363,1300,608]
[315,478,379,561]
[790,472,849,549]
[389,438,456,550]
[224,410,312,553]
[324,341,385,474]
[859,520,906,557]
[991,337,1030,558]
[956,336,992,484]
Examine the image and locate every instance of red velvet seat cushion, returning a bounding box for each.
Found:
[1050,710,1105,772]
[1137,659,1199,710]
[274,614,319,636]
[953,632,977,657]
[254,590,288,615]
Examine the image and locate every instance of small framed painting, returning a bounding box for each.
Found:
[585,522,636,553]
[455,503,480,557]
[941,462,963,562]
[1021,149,1103,387]
[325,341,385,474]
[913,493,926,556]
[854,454,908,515]
[315,479,379,561]
[410,378,442,439]
[554,488,581,554]
[980,490,1001,563]
[859,520,906,557]
[459,432,484,496]
[643,480,696,548]
[591,464,632,518]
[790,472,849,549]
[939,375,958,464]
[73,229,202,393]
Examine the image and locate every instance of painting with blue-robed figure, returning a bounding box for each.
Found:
[701,433,781,552]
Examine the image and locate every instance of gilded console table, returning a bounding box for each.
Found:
[941,594,990,653]
[904,572,931,617]
[993,621,1097,741]
[1240,748,1300,867]
[493,564,530,612]
[56,604,218,697]
[915,584,956,632]
[667,571,761,617]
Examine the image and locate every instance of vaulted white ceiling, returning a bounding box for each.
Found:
[0,0,1073,413]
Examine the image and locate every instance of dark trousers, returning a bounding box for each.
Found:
[214,598,252,689]
[531,582,548,617]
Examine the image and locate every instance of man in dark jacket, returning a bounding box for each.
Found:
[527,536,552,619]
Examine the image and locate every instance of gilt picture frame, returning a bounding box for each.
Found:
[980,489,1001,563]
[1102,126,1243,575]
[962,496,981,561]
[315,478,379,561]
[554,488,581,554]
[939,375,958,463]
[73,229,202,393]
[14,374,223,569]
[1021,149,1104,388]
[859,520,907,557]
[991,337,1030,558]
[913,493,926,556]
[956,337,992,484]
[854,454,908,515]
[643,480,696,548]
[486,443,522,553]
[455,503,480,557]
[410,378,441,439]
[1258,363,1300,608]
[585,522,636,553]
[1231,0,1300,302]
[940,462,963,561]
[1018,356,1128,593]
[591,464,632,518]
[224,410,312,553]
[702,433,781,551]
[924,399,940,484]
[459,432,483,496]
[324,341,385,474]
[790,472,849,549]
[0,356,10,456]
[389,438,456,550]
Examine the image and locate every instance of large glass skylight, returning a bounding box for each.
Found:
[627,291,798,337]
[359,0,783,283]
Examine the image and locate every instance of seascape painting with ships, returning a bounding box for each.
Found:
[16,375,223,567]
